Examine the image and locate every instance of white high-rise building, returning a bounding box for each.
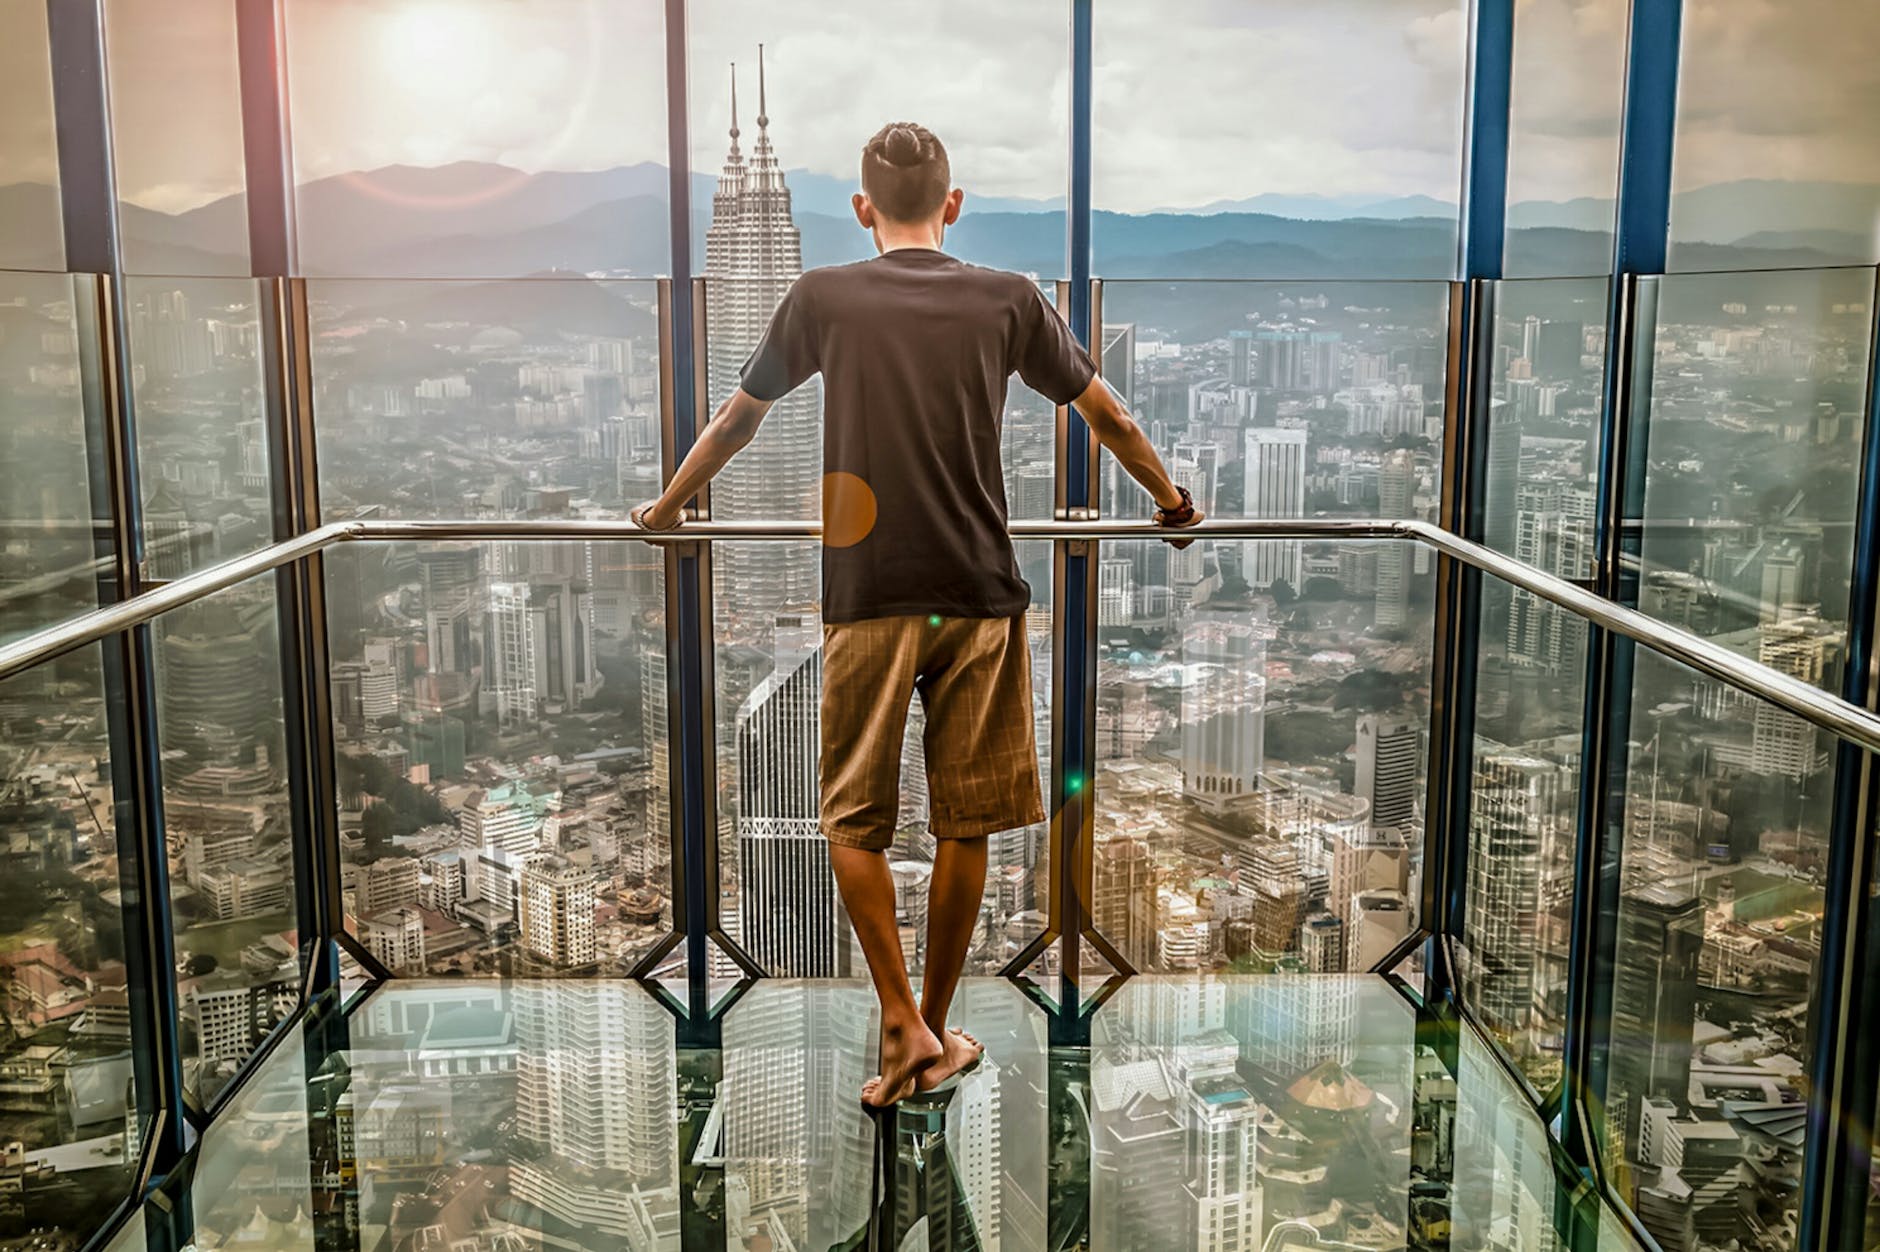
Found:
[1180,614,1266,811]
[360,907,426,974]
[519,854,597,968]
[736,622,839,976]
[1243,428,1308,589]
[486,581,538,725]
[1751,617,1836,779]
[511,982,677,1237]
[707,51,820,630]
[1375,450,1416,629]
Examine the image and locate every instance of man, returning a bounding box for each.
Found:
[634,122,1201,1107]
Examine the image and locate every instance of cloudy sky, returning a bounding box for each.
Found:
[1,0,1875,215]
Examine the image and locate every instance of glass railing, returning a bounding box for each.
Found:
[15,500,1877,1252]
[9,254,1880,1249]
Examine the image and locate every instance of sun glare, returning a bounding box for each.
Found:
[379,2,495,94]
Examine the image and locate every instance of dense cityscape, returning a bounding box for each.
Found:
[2,19,1878,1252]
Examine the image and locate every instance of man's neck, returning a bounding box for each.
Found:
[875,221,946,254]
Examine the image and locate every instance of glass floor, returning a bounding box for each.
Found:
[137,976,1645,1252]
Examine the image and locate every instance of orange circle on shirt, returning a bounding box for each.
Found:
[822,472,878,548]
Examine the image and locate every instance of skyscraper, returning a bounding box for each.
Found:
[736,621,839,975]
[1243,428,1307,589]
[1609,884,1702,1157]
[485,581,538,725]
[1464,747,1564,1046]
[417,545,480,675]
[1179,614,1267,811]
[707,51,820,629]
[1355,712,1421,834]
[511,982,677,1238]
[519,854,598,969]
[1375,452,1416,629]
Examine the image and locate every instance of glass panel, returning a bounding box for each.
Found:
[282,0,669,277]
[327,540,671,975]
[125,278,272,576]
[98,1207,150,1252]
[0,3,64,270]
[1093,2,1466,278]
[1087,975,1417,1249]
[1095,281,1451,525]
[153,574,298,1105]
[1668,1,1880,271]
[687,3,1066,274]
[105,0,250,276]
[1092,540,1434,976]
[1481,278,1608,578]
[1502,0,1625,278]
[1632,269,1873,696]
[1602,649,1830,1251]
[307,279,662,522]
[349,981,682,1247]
[714,539,1052,977]
[0,645,141,1247]
[1458,574,1587,1095]
[720,977,1048,1250]
[183,1014,313,1252]
[1451,1025,1572,1250]
[0,270,104,641]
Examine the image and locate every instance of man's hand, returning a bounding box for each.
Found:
[631,498,684,532]
[1154,486,1205,550]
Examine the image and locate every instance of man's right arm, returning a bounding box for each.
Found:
[1072,376,1191,514]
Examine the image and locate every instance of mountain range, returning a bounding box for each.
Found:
[1,162,1874,285]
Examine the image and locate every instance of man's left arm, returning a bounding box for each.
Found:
[631,388,774,530]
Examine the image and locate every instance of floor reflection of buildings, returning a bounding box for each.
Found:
[308,982,685,1252]
[1091,978,1424,1252]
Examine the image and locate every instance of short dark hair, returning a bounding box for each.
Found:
[861,122,950,224]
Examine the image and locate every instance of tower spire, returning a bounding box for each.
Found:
[757,43,768,131]
[729,62,739,142]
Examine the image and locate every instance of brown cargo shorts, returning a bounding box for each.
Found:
[819,613,1045,852]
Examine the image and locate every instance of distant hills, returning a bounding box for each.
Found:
[1,162,1874,286]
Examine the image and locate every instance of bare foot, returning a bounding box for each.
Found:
[862,1020,944,1108]
[915,1026,984,1092]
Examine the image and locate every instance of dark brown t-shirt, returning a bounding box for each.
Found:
[739,248,1096,624]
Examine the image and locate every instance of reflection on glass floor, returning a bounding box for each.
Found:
[150,976,1643,1252]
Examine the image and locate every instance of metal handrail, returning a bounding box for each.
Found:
[7,514,1880,759]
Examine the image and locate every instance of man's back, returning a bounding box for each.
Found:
[740,248,1094,623]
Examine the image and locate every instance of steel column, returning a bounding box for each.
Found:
[1798,267,1880,1251]
[1561,0,1681,1181]
[45,0,191,1196]
[661,0,723,1044]
[1049,0,1096,1047]
[1425,0,1512,1006]
[238,0,345,996]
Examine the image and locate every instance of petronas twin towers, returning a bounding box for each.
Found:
[707,47,821,630]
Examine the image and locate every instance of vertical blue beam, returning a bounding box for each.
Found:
[44,0,189,1187]
[237,0,342,999]
[662,0,715,1042]
[1562,0,1681,1178]
[1428,0,1513,1000]
[1799,269,1880,1251]
[1051,0,1095,1047]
